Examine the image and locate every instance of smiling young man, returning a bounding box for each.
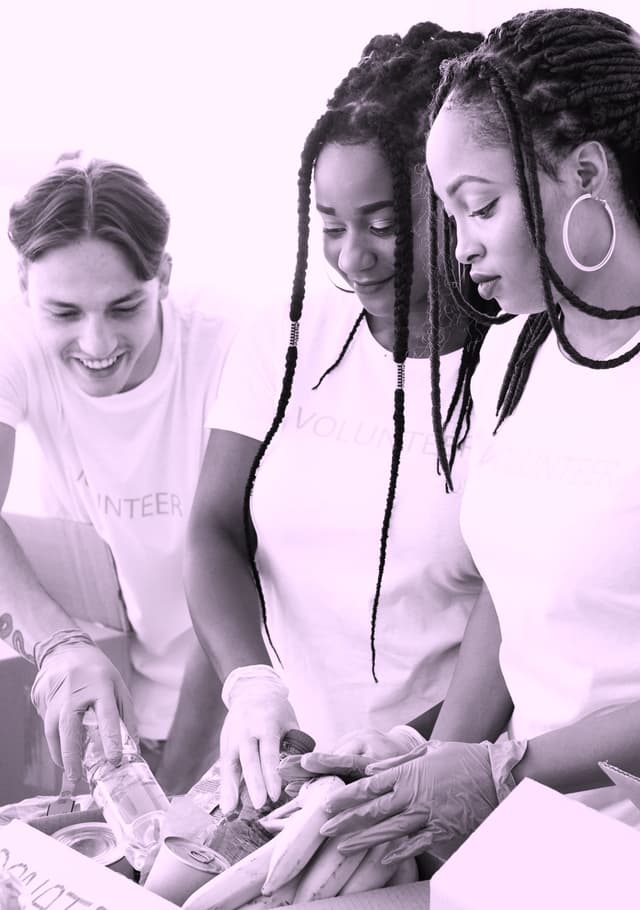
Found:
[0,157,233,794]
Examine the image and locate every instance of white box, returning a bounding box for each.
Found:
[431,778,640,909]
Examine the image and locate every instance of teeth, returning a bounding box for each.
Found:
[78,355,119,370]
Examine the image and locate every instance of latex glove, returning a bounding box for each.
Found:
[219,666,298,815]
[298,725,427,780]
[320,739,527,863]
[31,641,136,784]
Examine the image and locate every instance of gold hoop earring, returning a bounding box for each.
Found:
[562,192,616,272]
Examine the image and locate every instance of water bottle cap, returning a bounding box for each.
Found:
[280,729,316,755]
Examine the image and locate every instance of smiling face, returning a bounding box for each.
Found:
[426,103,571,316]
[25,237,166,397]
[313,141,428,323]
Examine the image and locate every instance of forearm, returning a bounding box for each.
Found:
[513,701,640,794]
[431,584,513,743]
[0,515,79,661]
[156,637,227,793]
[184,523,272,681]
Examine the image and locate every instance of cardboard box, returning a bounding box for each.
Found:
[0,820,175,908]
[430,778,640,909]
[0,513,131,803]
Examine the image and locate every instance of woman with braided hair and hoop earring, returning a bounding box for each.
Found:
[316,7,640,868]
[184,21,492,819]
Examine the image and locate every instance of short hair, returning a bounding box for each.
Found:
[8,156,170,279]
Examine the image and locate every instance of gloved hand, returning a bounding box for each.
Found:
[31,633,136,784]
[319,739,527,863]
[219,665,298,815]
[302,725,427,776]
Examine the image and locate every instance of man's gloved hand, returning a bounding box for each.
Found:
[319,739,528,863]
[301,725,427,777]
[31,632,136,784]
[219,665,298,815]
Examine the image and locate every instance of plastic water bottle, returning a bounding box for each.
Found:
[82,708,170,871]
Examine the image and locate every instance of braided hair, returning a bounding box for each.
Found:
[426,8,640,465]
[244,22,483,678]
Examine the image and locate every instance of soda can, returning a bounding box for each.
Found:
[52,821,133,877]
[144,836,229,903]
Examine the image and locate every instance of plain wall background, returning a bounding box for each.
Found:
[1,0,638,511]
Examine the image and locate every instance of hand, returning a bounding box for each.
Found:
[31,641,136,784]
[219,672,298,814]
[319,739,527,863]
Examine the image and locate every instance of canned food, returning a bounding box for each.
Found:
[52,822,133,877]
[144,836,229,903]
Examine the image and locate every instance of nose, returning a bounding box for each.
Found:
[78,314,117,358]
[454,221,484,266]
[337,230,376,276]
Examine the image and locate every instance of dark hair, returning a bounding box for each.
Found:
[8,156,170,279]
[426,7,640,468]
[243,22,484,679]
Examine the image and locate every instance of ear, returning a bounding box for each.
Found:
[565,141,610,197]
[157,252,172,301]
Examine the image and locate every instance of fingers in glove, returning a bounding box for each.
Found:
[320,774,404,838]
[43,705,64,770]
[300,751,369,779]
[219,751,242,816]
[365,740,434,774]
[58,707,86,782]
[334,812,429,854]
[239,736,268,811]
[382,830,434,864]
[94,695,125,764]
[259,733,284,805]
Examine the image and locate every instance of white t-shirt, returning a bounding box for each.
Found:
[462,316,640,825]
[0,297,235,739]
[208,294,482,749]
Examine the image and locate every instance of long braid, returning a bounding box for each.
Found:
[245,22,485,675]
[365,118,412,682]
[242,114,330,660]
[430,8,640,433]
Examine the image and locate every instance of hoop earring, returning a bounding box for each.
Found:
[562,192,616,272]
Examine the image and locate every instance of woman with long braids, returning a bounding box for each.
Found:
[185,21,487,816]
[317,7,640,866]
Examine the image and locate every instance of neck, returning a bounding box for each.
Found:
[366,303,467,359]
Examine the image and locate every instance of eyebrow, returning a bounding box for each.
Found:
[316,200,395,216]
[44,292,144,309]
[446,175,494,196]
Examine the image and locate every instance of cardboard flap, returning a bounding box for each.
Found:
[599,761,640,810]
[430,778,640,910]
[0,820,174,908]
[4,513,128,631]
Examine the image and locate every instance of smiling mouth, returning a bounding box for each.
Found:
[72,352,124,372]
[352,276,394,293]
[474,277,500,299]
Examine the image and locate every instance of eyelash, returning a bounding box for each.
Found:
[469,198,498,219]
[322,224,396,238]
[51,306,140,320]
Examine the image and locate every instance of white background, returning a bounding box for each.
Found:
[0,0,637,511]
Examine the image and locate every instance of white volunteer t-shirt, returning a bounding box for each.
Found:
[208,294,482,749]
[0,296,234,738]
[462,316,640,826]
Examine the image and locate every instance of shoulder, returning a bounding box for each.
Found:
[164,294,238,360]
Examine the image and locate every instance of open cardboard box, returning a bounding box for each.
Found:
[430,777,640,909]
[0,513,131,803]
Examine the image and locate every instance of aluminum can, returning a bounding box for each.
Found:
[52,821,133,877]
[144,836,229,903]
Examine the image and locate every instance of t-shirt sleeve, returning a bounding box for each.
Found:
[0,308,30,428]
[205,304,289,441]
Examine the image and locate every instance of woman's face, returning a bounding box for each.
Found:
[313,141,428,319]
[426,103,569,316]
[24,237,165,397]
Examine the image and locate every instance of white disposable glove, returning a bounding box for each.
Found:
[320,738,527,863]
[219,664,298,815]
[31,631,136,784]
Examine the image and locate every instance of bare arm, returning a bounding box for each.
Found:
[0,423,81,658]
[184,429,271,679]
[429,584,513,743]
[154,636,226,795]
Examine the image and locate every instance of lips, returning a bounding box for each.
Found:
[351,275,394,294]
[470,273,500,300]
